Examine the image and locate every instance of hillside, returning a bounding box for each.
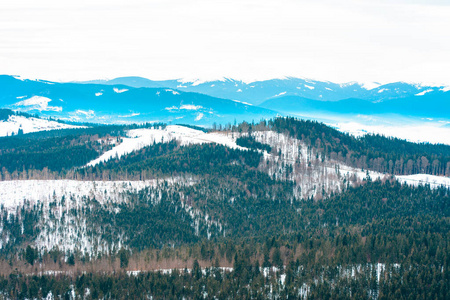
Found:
[0,75,278,125]
[0,117,448,298]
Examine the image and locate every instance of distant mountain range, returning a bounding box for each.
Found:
[0,75,277,125]
[82,76,450,105]
[1,75,449,125]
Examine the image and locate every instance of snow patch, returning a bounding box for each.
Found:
[415,89,433,96]
[166,105,203,111]
[232,99,252,106]
[113,87,128,93]
[274,91,286,97]
[195,113,204,121]
[304,85,314,90]
[361,82,381,90]
[118,113,140,118]
[14,96,62,112]
[0,115,83,137]
[180,104,202,110]
[165,89,179,95]
[377,88,387,93]
[75,110,95,119]
[396,174,450,188]
[95,92,103,96]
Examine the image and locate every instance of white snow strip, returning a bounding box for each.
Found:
[274,91,286,97]
[165,89,179,95]
[304,85,315,90]
[14,96,62,112]
[440,86,450,92]
[85,125,248,167]
[165,105,203,111]
[180,104,202,110]
[232,99,252,106]
[195,113,204,121]
[95,92,103,96]
[118,113,140,118]
[113,87,128,93]
[415,89,433,96]
[0,115,83,137]
[325,87,333,91]
[396,174,450,188]
[236,89,242,92]
[378,88,387,93]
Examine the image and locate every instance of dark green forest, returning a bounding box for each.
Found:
[1,179,448,298]
[0,116,449,298]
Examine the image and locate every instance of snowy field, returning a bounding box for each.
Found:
[86,125,247,166]
[396,174,450,188]
[0,115,83,137]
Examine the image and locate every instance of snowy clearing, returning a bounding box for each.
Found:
[0,115,83,137]
[85,125,248,167]
[113,87,128,93]
[396,174,450,188]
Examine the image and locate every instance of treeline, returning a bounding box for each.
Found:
[0,108,37,121]
[0,259,447,299]
[0,123,166,180]
[234,117,450,176]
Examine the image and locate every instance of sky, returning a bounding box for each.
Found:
[1,0,450,85]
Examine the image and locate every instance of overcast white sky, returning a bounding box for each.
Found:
[1,0,449,84]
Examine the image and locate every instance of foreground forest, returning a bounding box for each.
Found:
[0,117,449,299]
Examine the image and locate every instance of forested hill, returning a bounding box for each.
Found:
[242,117,450,176]
[0,117,449,299]
[1,117,450,180]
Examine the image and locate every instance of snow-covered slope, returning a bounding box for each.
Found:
[0,115,83,137]
[0,178,198,253]
[2,124,449,255]
[86,125,247,167]
[396,174,450,188]
[0,179,186,211]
